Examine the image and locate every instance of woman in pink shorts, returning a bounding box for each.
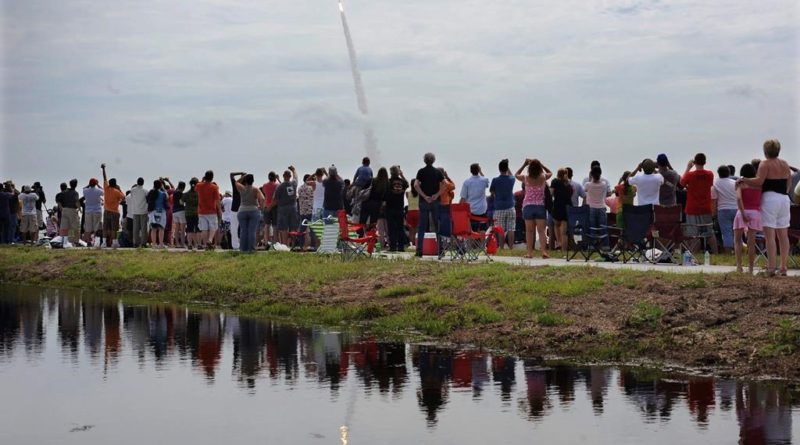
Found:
[733,163,761,274]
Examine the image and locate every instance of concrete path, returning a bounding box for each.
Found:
[378,251,800,277]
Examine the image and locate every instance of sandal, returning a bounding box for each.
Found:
[758,268,776,277]
[779,268,788,277]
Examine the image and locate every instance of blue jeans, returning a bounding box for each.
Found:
[237,209,261,252]
[6,215,17,244]
[416,199,440,256]
[717,208,737,249]
[588,207,609,248]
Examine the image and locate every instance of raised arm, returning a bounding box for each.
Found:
[515,159,529,181]
[542,164,553,180]
[101,163,108,186]
[740,161,768,187]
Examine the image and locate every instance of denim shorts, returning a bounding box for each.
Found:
[522,204,547,221]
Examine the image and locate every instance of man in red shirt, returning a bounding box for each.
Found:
[195,170,221,249]
[680,153,718,253]
[260,172,279,246]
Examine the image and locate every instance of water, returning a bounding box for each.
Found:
[0,285,797,444]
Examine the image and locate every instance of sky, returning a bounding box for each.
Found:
[1,0,798,197]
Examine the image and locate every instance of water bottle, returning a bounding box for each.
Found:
[703,250,710,266]
[376,240,382,253]
[682,249,692,266]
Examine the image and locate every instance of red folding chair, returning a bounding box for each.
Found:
[787,206,800,267]
[441,203,492,261]
[651,205,683,263]
[337,210,376,260]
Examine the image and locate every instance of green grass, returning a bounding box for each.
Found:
[628,302,665,328]
[762,318,800,356]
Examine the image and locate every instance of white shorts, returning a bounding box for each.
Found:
[198,214,219,232]
[84,212,103,232]
[760,191,790,229]
[172,211,186,225]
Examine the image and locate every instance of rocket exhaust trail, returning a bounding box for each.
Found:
[338,0,380,163]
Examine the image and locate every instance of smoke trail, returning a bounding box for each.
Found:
[339,0,380,164]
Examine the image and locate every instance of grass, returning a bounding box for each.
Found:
[3,246,798,378]
[628,302,665,328]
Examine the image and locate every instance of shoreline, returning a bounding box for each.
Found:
[1,247,798,380]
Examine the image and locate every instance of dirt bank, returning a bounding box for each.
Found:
[1,248,798,379]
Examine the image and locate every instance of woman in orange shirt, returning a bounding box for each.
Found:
[438,168,456,238]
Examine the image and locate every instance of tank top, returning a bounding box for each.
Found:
[741,188,762,210]
[523,179,545,207]
[762,178,787,195]
[239,186,259,211]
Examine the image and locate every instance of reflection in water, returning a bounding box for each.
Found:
[0,286,797,444]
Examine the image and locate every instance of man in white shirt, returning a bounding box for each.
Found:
[711,165,738,254]
[460,163,490,230]
[82,178,104,245]
[628,159,664,206]
[128,178,149,247]
[312,167,327,220]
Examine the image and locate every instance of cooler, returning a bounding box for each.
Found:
[422,232,438,256]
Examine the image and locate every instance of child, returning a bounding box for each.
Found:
[733,163,762,274]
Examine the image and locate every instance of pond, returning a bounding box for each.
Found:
[0,284,797,444]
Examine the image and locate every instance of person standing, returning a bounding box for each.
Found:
[437,168,456,240]
[680,153,718,254]
[196,170,221,249]
[297,174,317,250]
[0,185,9,244]
[323,166,345,220]
[82,177,104,246]
[274,167,298,246]
[260,172,279,246]
[18,186,39,244]
[550,169,573,254]
[516,159,552,258]
[490,159,517,249]
[170,181,187,248]
[32,182,46,230]
[221,191,233,248]
[128,178,149,247]
[414,153,445,257]
[583,166,610,251]
[101,164,125,248]
[146,180,168,248]
[565,167,585,208]
[312,167,327,220]
[232,173,265,253]
[711,165,738,254]
[656,154,681,207]
[353,157,373,191]
[360,167,389,229]
[628,159,664,206]
[59,179,81,246]
[181,178,200,250]
[738,139,792,276]
[386,166,409,252]
[460,163,490,232]
[229,172,242,250]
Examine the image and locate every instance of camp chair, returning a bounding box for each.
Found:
[566,206,609,262]
[681,213,715,259]
[337,210,376,260]
[441,203,491,261]
[789,206,800,267]
[651,205,683,263]
[608,205,653,263]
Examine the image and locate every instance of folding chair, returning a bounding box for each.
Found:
[337,210,376,261]
[440,203,491,261]
[651,205,683,263]
[788,206,800,267]
[609,205,653,263]
[681,213,714,262]
[566,206,609,262]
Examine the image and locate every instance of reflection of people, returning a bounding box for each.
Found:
[523,361,549,420]
[737,382,793,445]
[687,377,715,425]
[197,313,223,380]
[413,345,452,426]
[491,356,516,402]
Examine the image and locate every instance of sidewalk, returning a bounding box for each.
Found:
[380,251,800,276]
